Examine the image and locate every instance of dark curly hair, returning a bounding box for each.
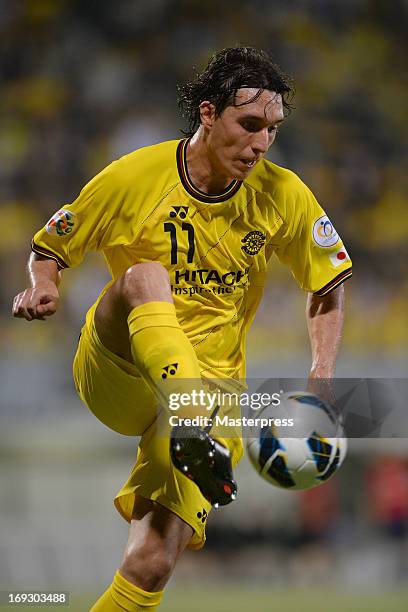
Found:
[178,46,294,137]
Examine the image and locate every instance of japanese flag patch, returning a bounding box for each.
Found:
[329,247,350,267]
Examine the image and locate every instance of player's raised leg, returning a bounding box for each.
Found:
[94,261,208,414]
[91,496,193,611]
[93,261,237,507]
[88,261,237,609]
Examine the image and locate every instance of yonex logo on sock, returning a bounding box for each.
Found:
[169,206,189,219]
[161,363,179,379]
[197,509,208,523]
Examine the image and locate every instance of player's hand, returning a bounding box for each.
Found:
[12,283,60,321]
[307,372,336,409]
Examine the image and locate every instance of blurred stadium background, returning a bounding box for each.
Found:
[1,0,407,610]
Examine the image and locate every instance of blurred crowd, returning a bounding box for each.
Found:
[1,0,407,356]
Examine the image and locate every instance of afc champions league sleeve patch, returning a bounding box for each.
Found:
[46,209,77,236]
[312,215,339,248]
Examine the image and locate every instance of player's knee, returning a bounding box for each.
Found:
[124,261,169,285]
[119,262,172,308]
[120,546,175,592]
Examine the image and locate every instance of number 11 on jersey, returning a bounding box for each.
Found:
[164,222,195,264]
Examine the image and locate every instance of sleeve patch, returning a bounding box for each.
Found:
[46,209,77,236]
[329,247,350,267]
[312,215,339,248]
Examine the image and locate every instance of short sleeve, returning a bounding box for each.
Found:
[31,161,126,269]
[272,179,352,295]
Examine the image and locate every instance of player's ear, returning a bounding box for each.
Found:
[199,101,216,129]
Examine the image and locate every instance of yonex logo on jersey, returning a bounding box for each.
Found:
[46,209,76,236]
[161,363,179,379]
[312,215,339,248]
[241,230,267,256]
[197,509,208,523]
[170,206,189,219]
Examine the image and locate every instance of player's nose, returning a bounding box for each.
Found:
[252,128,270,155]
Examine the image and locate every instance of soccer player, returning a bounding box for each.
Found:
[13,47,352,610]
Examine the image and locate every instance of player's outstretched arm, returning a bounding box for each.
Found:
[306,284,345,380]
[12,253,61,321]
[306,284,345,406]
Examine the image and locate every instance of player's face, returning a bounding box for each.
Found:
[203,88,285,179]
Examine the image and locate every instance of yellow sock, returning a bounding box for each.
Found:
[127,301,207,418]
[90,571,163,611]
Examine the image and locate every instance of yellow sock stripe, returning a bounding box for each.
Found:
[112,571,164,609]
[127,301,178,335]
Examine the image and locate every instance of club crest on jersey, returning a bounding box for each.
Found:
[46,209,76,236]
[241,230,267,256]
[170,206,189,219]
[312,215,339,248]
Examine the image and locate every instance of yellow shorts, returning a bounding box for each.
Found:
[73,302,243,550]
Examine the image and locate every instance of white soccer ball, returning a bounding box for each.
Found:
[246,391,347,490]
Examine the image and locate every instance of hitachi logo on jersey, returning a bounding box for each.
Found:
[174,267,249,286]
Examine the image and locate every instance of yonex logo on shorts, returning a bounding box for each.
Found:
[197,509,208,523]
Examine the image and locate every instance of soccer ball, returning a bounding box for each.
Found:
[246,391,347,490]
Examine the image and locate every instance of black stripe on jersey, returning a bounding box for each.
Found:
[31,240,69,270]
[176,139,242,203]
[314,267,352,297]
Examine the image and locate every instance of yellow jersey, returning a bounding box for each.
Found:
[32,138,352,379]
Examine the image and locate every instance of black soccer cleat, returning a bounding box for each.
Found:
[170,425,237,507]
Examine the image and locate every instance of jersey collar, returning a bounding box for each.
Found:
[176,138,242,204]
